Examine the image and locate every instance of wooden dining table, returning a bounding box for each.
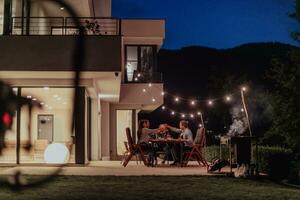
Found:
[148,138,188,167]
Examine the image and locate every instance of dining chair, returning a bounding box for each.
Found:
[122,128,148,167]
[121,141,141,165]
[183,127,208,167]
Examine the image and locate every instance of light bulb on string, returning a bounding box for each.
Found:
[241,86,247,92]
[225,95,231,102]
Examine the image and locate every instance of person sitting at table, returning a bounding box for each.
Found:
[137,120,161,165]
[137,119,160,144]
[166,120,193,166]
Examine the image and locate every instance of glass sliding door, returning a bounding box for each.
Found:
[0,0,3,35]
[125,45,157,83]
[116,110,133,156]
[125,46,138,82]
[20,87,74,163]
[0,87,18,164]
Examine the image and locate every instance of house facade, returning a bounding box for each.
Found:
[0,0,164,164]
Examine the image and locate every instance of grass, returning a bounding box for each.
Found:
[0,176,299,200]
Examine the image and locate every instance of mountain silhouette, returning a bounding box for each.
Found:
[157,42,298,97]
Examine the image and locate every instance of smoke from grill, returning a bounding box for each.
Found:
[227,106,248,136]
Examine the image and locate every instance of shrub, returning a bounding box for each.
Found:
[204,145,228,163]
[255,146,293,180]
[287,160,300,183]
[204,145,293,180]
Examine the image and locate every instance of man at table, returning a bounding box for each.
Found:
[167,120,193,165]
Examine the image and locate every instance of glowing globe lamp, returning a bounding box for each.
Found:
[44,143,69,164]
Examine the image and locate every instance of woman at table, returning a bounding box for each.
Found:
[166,120,194,165]
[137,119,160,144]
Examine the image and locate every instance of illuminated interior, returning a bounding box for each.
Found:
[0,87,75,163]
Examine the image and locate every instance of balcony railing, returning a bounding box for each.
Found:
[10,17,121,36]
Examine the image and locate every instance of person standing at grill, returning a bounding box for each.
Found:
[167,120,193,165]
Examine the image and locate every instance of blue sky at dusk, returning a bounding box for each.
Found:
[112,0,298,49]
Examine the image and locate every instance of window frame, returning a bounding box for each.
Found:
[124,45,157,83]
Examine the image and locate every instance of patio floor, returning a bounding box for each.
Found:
[0,161,233,176]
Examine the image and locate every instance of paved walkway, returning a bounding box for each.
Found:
[0,161,232,176]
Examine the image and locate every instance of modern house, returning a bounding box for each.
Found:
[0,0,164,164]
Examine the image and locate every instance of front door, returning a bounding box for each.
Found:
[37,115,53,142]
[116,110,136,158]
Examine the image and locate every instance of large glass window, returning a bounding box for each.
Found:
[125,45,156,83]
[0,0,4,34]
[0,87,18,163]
[20,87,75,163]
[126,46,138,82]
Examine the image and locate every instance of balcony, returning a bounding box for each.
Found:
[0,35,121,71]
[10,17,121,36]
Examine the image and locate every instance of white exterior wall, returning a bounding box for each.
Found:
[91,0,111,17]
[100,100,110,160]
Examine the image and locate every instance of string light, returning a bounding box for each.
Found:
[137,72,247,104]
[138,77,251,116]
[225,96,231,101]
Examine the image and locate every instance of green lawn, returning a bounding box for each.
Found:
[0,176,299,200]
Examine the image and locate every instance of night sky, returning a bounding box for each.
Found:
[113,0,298,49]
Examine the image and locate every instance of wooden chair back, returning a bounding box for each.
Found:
[126,128,135,152]
[194,127,206,147]
[124,141,129,152]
